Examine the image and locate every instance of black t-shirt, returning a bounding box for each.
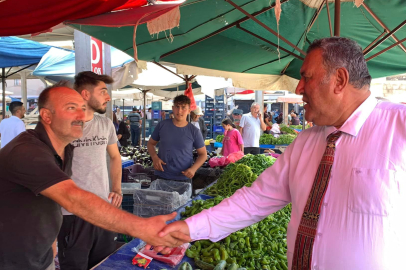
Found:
[0,122,73,270]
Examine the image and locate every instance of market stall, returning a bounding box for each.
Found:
[108,153,290,269]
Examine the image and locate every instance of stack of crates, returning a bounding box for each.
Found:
[151,101,162,136]
[213,93,226,137]
[204,95,214,139]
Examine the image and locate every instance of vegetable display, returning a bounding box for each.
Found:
[279,125,296,135]
[120,146,153,167]
[289,124,311,130]
[205,164,257,197]
[216,135,224,143]
[233,154,276,176]
[259,134,297,145]
[183,204,292,270]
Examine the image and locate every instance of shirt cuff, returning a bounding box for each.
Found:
[185,211,210,241]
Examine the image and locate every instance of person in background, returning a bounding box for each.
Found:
[291,113,301,125]
[146,108,152,119]
[287,109,294,124]
[190,106,208,140]
[239,102,266,155]
[115,107,123,122]
[147,95,206,181]
[157,37,406,270]
[0,84,190,270]
[263,104,272,134]
[169,112,174,119]
[220,118,243,157]
[128,107,142,146]
[0,101,26,148]
[114,113,130,147]
[58,72,123,270]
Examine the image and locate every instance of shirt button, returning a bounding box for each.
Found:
[323,202,328,207]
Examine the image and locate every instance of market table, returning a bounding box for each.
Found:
[93,194,213,270]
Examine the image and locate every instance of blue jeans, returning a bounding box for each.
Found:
[130,125,140,146]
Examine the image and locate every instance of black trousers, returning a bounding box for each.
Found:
[57,215,117,270]
[244,147,260,155]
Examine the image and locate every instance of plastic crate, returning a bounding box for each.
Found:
[215,95,224,101]
[213,125,224,133]
[133,180,192,217]
[151,101,162,110]
[122,183,141,195]
[122,194,135,213]
[121,160,134,169]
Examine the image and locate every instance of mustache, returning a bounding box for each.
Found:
[72,121,84,127]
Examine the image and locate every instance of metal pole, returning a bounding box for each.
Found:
[334,0,340,36]
[362,3,406,53]
[364,19,406,56]
[302,104,305,130]
[366,36,406,61]
[2,68,5,120]
[326,1,333,37]
[143,90,147,146]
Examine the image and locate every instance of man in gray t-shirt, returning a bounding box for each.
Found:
[58,72,123,270]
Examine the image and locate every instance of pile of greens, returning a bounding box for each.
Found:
[216,135,224,143]
[233,154,276,176]
[184,204,292,270]
[205,164,257,197]
[290,124,311,130]
[205,155,276,197]
[279,125,297,135]
[259,134,297,145]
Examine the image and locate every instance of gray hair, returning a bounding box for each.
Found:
[251,102,260,108]
[308,37,372,89]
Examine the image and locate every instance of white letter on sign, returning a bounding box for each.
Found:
[91,39,100,65]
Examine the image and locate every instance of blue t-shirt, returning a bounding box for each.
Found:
[151,119,205,180]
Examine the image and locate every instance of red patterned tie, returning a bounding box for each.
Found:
[292,130,342,270]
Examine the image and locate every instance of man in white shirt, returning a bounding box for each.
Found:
[157,37,406,270]
[0,101,26,148]
[239,102,266,154]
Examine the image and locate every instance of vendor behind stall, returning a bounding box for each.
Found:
[147,95,206,181]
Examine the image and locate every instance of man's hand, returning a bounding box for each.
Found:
[152,156,166,172]
[182,167,196,179]
[142,213,191,248]
[108,191,123,208]
[145,220,191,253]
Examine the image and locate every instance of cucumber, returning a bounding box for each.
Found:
[213,260,227,270]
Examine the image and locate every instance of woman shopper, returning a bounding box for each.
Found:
[113,113,130,147]
[220,118,244,157]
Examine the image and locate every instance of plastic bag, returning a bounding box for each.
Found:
[132,241,190,267]
[184,83,197,111]
[226,151,244,163]
[209,156,229,167]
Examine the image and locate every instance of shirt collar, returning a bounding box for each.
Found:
[323,93,377,139]
[34,122,74,158]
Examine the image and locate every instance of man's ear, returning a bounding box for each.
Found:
[39,108,52,124]
[80,89,91,101]
[334,67,349,94]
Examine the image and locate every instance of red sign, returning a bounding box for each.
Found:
[91,37,103,75]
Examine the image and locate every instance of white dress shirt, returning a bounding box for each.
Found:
[0,116,25,148]
[186,95,406,270]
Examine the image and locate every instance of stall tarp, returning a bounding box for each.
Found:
[67,0,406,88]
[0,37,51,68]
[277,94,303,103]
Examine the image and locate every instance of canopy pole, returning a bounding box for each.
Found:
[362,3,406,53]
[122,99,124,119]
[363,32,387,54]
[334,0,340,36]
[237,25,304,60]
[326,1,333,37]
[302,104,306,130]
[364,19,406,56]
[21,71,28,114]
[142,90,149,146]
[2,68,5,120]
[306,0,327,34]
[225,0,306,56]
[160,0,290,59]
[366,36,406,61]
[152,61,185,80]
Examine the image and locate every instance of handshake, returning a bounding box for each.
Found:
[138,212,192,253]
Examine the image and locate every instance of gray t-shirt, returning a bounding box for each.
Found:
[62,114,117,215]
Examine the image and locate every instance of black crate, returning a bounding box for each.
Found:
[122,194,134,214]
